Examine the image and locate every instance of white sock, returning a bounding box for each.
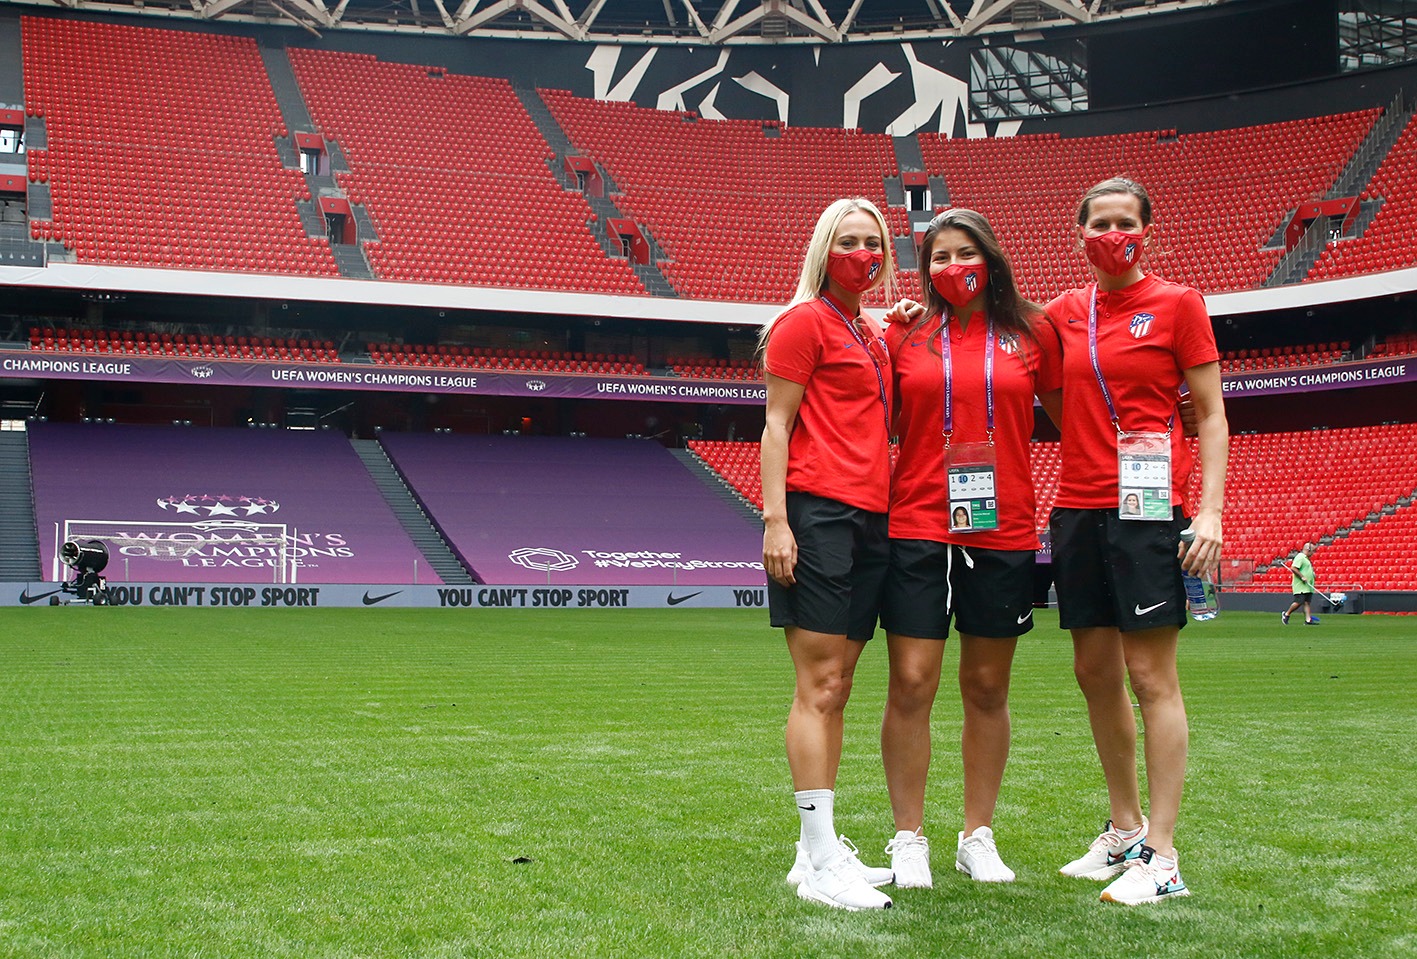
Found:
[1116,821,1145,842]
[794,788,837,868]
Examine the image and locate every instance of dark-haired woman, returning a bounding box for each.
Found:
[879,209,1061,888]
[1043,177,1227,905]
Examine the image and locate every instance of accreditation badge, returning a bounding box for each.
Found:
[945,442,999,532]
[1116,431,1171,521]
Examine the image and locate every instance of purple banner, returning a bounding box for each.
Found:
[4,350,1410,402]
[1220,357,1414,398]
[0,353,767,405]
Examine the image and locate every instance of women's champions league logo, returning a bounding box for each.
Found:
[156,494,282,517]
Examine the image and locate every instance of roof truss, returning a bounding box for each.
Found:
[1,0,1247,43]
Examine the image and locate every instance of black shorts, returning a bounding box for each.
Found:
[1049,506,1188,632]
[880,539,1036,640]
[1293,592,1314,603]
[768,492,888,641]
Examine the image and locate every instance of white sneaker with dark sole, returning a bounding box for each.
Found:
[796,855,894,911]
[786,837,893,888]
[885,829,932,889]
[955,826,1015,883]
[1059,818,1148,880]
[1100,846,1190,905]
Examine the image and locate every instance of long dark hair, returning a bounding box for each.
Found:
[905,208,1041,354]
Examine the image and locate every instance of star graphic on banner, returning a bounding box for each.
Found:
[243,503,268,515]
[206,503,238,516]
[172,501,200,514]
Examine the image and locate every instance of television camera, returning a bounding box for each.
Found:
[58,539,111,605]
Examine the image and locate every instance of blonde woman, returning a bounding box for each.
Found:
[760,197,911,911]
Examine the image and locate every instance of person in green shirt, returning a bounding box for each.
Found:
[1282,543,1319,625]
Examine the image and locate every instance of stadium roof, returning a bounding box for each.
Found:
[0,0,1236,44]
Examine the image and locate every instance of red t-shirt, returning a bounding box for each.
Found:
[764,293,893,513]
[1045,274,1219,511]
[887,311,1062,549]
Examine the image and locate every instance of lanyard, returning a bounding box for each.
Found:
[819,295,891,435]
[941,313,994,450]
[1087,285,1171,436]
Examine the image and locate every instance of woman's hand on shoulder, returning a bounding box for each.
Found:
[883,298,926,325]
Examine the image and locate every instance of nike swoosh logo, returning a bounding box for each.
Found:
[798,804,817,811]
[910,340,924,347]
[1068,317,1082,323]
[1135,601,1167,615]
[1017,610,1033,624]
[666,591,703,606]
[362,590,402,605]
[20,588,62,605]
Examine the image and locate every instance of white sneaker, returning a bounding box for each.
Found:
[884,829,931,889]
[1100,846,1190,904]
[955,826,1015,883]
[786,837,893,888]
[1059,818,1148,880]
[796,854,894,911]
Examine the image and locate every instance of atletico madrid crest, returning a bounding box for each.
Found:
[1129,313,1155,338]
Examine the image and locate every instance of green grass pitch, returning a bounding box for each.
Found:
[1,608,1413,958]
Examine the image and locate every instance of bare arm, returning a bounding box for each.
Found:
[882,298,926,326]
[761,373,807,586]
[1036,388,1063,432]
[1179,361,1228,576]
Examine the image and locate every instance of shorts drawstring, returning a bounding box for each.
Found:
[946,546,974,616]
[944,546,954,615]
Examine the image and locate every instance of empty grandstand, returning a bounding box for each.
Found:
[1,2,1415,612]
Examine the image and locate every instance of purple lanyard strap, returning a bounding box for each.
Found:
[941,313,994,450]
[820,296,891,435]
[1087,285,1172,436]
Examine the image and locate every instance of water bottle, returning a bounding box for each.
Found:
[1178,529,1218,621]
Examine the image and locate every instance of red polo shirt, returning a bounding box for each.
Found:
[1045,274,1219,512]
[887,312,1062,549]
[764,293,893,513]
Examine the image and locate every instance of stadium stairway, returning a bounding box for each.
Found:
[329,242,374,280]
[1267,91,1415,287]
[259,44,318,159]
[513,84,579,185]
[582,190,679,297]
[517,86,678,298]
[0,432,42,580]
[1328,90,1414,201]
[350,439,475,585]
[262,44,375,281]
[669,448,762,524]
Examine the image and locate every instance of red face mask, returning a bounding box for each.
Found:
[827,249,884,293]
[930,262,988,309]
[1085,229,1148,276]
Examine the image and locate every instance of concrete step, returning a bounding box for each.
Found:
[350,438,475,584]
[669,448,761,524]
[0,431,42,580]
